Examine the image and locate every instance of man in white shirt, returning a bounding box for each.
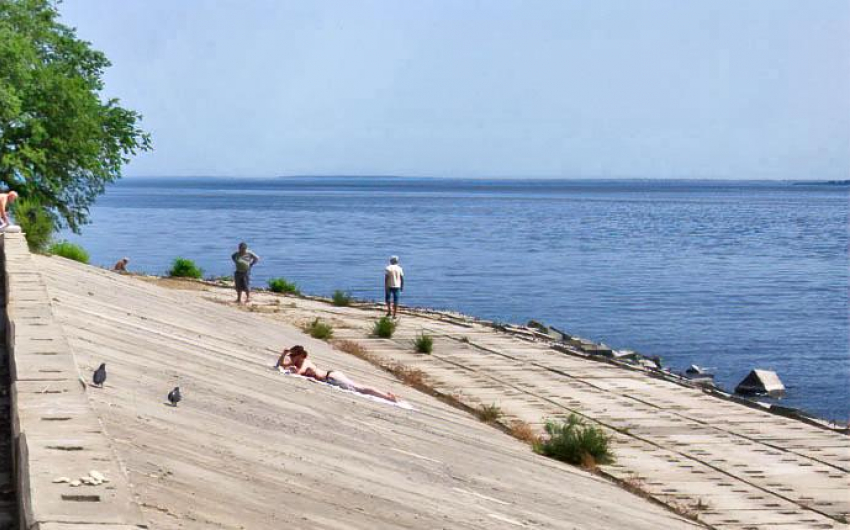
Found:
[384,255,404,318]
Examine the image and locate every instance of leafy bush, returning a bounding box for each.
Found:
[48,241,89,264]
[168,257,203,279]
[534,414,614,467]
[305,318,333,340]
[331,290,353,307]
[373,316,396,338]
[11,197,55,252]
[477,403,503,424]
[268,277,300,295]
[414,332,433,354]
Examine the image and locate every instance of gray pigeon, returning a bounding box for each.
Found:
[167,386,182,407]
[92,363,106,387]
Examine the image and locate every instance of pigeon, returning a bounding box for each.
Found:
[167,386,182,407]
[92,363,107,387]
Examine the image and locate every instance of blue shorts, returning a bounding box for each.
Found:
[385,287,400,304]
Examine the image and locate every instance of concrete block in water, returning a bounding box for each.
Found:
[611,349,640,361]
[581,343,614,357]
[735,369,785,396]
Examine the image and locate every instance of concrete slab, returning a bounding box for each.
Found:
[24,251,701,529]
[169,271,850,530]
[3,234,146,530]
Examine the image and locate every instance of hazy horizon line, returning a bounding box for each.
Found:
[119,174,846,183]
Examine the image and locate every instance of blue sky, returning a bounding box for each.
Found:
[61,1,849,179]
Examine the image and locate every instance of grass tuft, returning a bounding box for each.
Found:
[373,316,396,338]
[533,414,614,467]
[476,403,503,424]
[414,332,433,354]
[331,290,353,306]
[268,277,300,295]
[168,257,203,279]
[620,474,651,499]
[389,363,427,390]
[304,318,334,340]
[48,241,89,264]
[509,420,539,444]
[334,340,371,360]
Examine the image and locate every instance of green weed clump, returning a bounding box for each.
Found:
[305,318,334,340]
[373,316,396,338]
[12,197,55,252]
[168,257,203,279]
[331,290,353,307]
[268,277,300,295]
[48,241,89,264]
[477,403,503,424]
[414,332,433,354]
[534,414,614,467]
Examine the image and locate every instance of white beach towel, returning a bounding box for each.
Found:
[275,366,414,410]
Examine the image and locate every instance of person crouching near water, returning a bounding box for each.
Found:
[112,257,129,272]
[276,345,399,402]
[384,255,404,318]
[232,241,260,304]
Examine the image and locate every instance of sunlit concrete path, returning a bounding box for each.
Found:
[181,281,850,530]
[33,254,698,530]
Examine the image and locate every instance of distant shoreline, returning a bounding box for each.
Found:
[792,179,850,186]
[116,174,848,184]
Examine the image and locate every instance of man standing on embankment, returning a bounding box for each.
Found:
[384,255,404,318]
[232,242,260,304]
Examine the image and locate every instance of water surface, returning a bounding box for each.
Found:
[62,178,850,420]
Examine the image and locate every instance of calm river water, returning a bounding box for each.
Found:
[61,178,849,420]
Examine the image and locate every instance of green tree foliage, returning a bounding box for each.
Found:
[0,0,151,232]
[10,196,53,251]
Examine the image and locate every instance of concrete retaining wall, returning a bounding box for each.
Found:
[2,233,146,530]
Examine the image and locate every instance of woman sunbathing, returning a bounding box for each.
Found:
[276,345,399,402]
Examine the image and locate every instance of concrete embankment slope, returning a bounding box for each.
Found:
[19,249,697,529]
[142,267,850,529]
[3,233,145,530]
